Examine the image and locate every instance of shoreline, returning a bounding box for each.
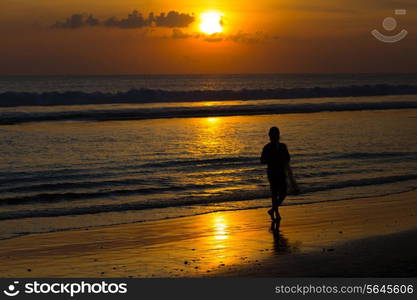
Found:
[0,189,416,277]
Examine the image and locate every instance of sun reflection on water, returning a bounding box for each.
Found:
[186,116,242,157]
[207,117,219,123]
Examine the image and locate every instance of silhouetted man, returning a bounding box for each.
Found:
[261,126,290,221]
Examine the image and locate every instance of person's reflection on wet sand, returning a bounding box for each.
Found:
[269,220,295,254]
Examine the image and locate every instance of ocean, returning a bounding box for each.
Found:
[1,74,417,239]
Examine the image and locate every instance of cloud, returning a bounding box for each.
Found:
[52,14,100,29]
[53,10,274,44]
[168,30,277,44]
[103,10,150,28]
[154,11,195,28]
[53,10,195,29]
[203,34,224,43]
[171,29,193,39]
[211,32,276,43]
[227,32,274,43]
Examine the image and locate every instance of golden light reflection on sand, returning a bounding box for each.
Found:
[190,210,300,273]
[212,215,229,241]
[198,213,240,268]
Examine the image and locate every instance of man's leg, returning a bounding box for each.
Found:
[275,188,287,220]
[268,189,278,221]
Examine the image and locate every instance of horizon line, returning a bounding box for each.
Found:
[1,72,417,77]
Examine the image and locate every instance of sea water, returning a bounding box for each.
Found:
[0,74,416,239]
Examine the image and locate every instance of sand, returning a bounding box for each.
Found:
[0,190,416,277]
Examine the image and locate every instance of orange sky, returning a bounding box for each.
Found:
[1,0,416,75]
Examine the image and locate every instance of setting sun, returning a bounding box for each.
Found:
[199,11,223,34]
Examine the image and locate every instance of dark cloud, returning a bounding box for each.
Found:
[103,10,152,28]
[168,30,275,44]
[230,32,278,43]
[53,10,194,29]
[154,11,195,28]
[85,15,100,26]
[171,29,193,39]
[52,14,100,29]
[228,32,264,43]
[206,32,275,43]
[203,34,224,43]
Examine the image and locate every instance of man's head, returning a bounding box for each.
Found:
[269,126,280,142]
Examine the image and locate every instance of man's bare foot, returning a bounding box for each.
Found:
[267,209,275,221]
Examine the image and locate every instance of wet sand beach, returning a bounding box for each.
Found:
[0,189,416,277]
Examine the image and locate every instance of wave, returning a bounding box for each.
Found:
[1,152,414,193]
[1,99,417,125]
[1,173,417,220]
[0,157,258,187]
[1,84,417,107]
[335,151,417,160]
[0,183,217,206]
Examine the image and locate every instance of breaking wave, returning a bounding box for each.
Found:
[1,84,417,107]
[1,99,417,125]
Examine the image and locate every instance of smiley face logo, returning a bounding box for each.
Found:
[371,9,408,43]
[3,281,20,297]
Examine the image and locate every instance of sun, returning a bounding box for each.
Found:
[199,11,223,34]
